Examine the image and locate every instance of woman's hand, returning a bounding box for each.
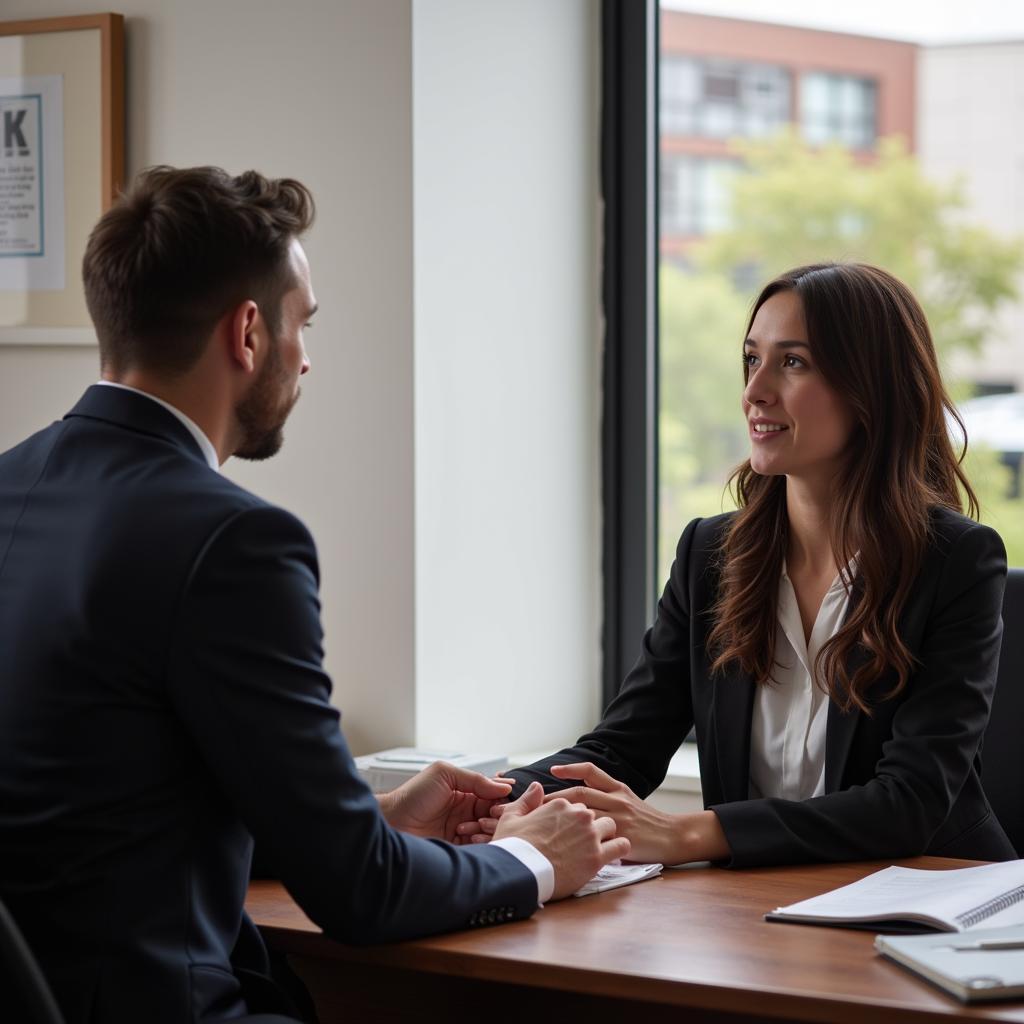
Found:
[543,762,731,865]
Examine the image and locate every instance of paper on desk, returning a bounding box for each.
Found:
[574,862,663,897]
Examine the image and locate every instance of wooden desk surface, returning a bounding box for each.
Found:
[247,858,1024,1024]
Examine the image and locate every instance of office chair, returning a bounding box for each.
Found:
[982,567,1024,857]
[0,898,64,1024]
[0,897,303,1024]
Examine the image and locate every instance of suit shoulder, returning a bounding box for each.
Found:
[180,503,320,612]
[667,512,735,585]
[691,510,736,543]
[926,506,1004,556]
[199,497,317,557]
[227,502,315,545]
[0,419,65,477]
[152,468,317,582]
[688,511,736,562]
[174,467,310,539]
[921,507,1006,610]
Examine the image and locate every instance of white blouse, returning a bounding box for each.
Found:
[748,563,854,802]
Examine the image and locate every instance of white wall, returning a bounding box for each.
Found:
[919,43,1024,392]
[413,1,602,753]
[0,0,601,758]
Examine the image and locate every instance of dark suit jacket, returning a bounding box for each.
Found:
[0,385,536,1024]
[511,511,1014,867]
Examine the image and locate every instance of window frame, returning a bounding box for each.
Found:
[600,0,659,705]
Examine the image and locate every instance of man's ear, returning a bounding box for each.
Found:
[227,300,261,374]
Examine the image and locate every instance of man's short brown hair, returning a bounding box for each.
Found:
[83,166,315,375]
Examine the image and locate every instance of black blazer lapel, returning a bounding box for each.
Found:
[712,662,756,803]
[825,700,860,793]
[824,576,869,793]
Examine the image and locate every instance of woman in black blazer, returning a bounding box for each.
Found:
[464,262,1014,867]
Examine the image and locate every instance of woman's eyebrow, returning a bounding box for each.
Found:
[743,339,811,349]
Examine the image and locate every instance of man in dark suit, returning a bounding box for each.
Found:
[0,166,628,1024]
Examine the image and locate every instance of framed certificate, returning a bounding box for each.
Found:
[0,13,124,345]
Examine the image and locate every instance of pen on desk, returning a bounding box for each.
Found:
[943,940,1024,952]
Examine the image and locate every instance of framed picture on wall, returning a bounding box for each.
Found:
[0,13,124,346]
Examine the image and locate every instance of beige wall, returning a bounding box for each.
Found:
[0,0,417,753]
[0,1,602,757]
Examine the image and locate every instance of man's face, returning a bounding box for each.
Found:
[234,239,316,461]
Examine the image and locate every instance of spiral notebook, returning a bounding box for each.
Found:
[766,861,1024,934]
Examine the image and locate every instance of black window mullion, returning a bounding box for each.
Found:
[601,0,659,707]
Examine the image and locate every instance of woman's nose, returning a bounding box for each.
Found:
[743,366,774,407]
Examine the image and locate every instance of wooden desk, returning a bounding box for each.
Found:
[247,858,1024,1024]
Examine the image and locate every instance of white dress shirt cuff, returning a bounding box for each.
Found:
[490,836,554,905]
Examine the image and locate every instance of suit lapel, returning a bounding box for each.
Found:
[824,574,868,793]
[825,700,859,793]
[712,662,756,802]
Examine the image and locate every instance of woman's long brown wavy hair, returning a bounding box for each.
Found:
[707,263,978,714]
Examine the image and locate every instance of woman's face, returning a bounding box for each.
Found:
[741,289,856,487]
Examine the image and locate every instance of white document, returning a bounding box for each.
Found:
[574,862,663,897]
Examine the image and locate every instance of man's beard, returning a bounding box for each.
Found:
[233,340,300,461]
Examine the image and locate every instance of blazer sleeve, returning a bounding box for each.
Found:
[713,521,1008,867]
[164,505,537,943]
[507,517,702,799]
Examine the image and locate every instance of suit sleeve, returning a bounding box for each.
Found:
[164,505,537,943]
[713,522,1008,867]
[507,518,702,799]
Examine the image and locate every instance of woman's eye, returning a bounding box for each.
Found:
[783,354,805,368]
[743,352,759,367]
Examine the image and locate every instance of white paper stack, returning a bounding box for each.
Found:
[354,747,508,792]
[574,862,663,897]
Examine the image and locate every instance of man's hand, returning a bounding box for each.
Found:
[492,781,631,900]
[377,761,513,844]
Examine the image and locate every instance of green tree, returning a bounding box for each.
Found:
[660,131,1024,582]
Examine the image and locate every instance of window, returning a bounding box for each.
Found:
[654,10,1024,583]
[660,56,790,140]
[604,3,1024,703]
[800,72,877,149]
[660,155,740,236]
[660,56,701,134]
